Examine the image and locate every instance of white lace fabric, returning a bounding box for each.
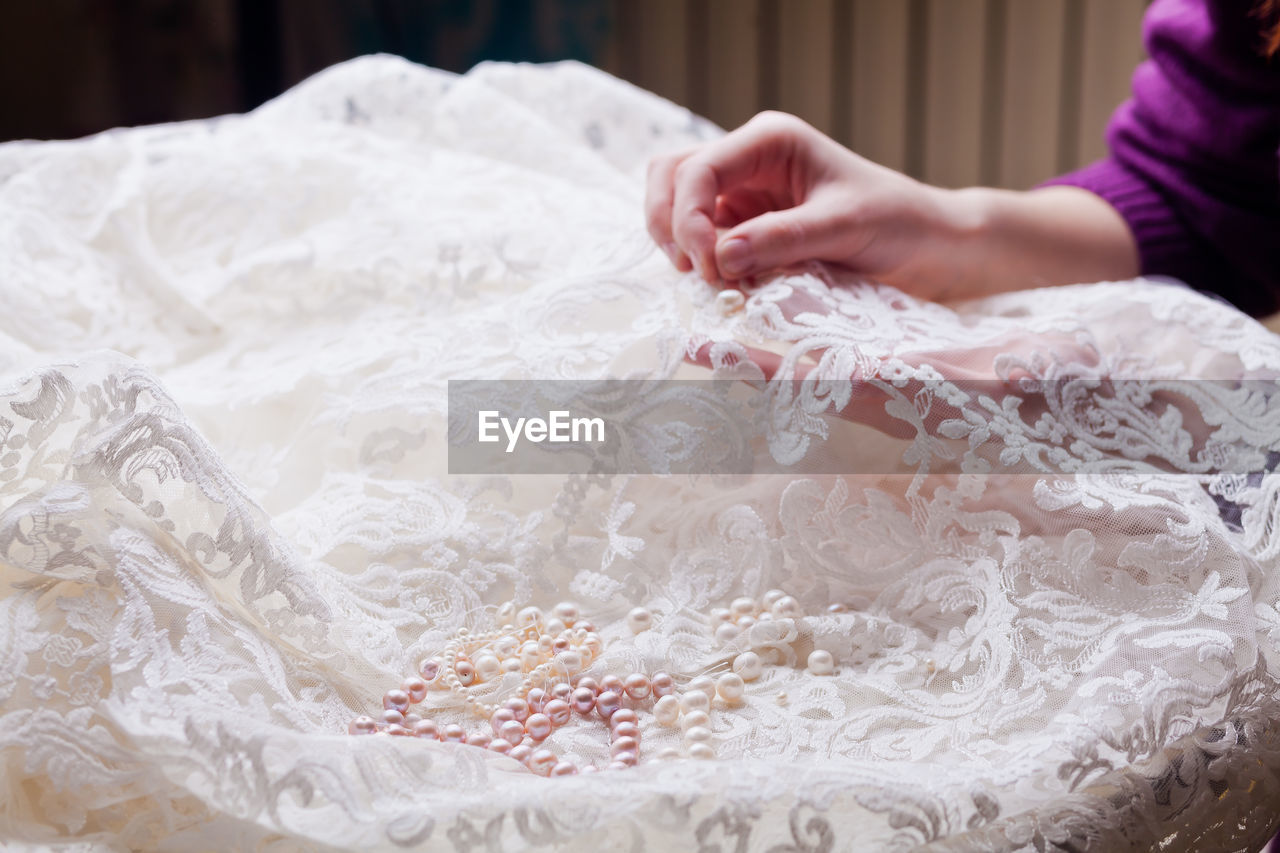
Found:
[1,56,1279,851]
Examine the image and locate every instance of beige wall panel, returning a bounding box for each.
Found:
[850,0,910,172]
[1076,0,1146,165]
[922,0,988,187]
[778,0,836,135]
[634,0,691,107]
[999,0,1067,188]
[705,0,761,130]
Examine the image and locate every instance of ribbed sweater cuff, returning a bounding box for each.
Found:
[1040,160,1191,282]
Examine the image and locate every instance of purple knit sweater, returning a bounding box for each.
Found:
[1044,0,1280,316]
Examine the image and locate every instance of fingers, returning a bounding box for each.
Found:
[645,149,695,271]
[715,193,856,279]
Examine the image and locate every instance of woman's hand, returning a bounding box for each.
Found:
[645,111,1139,302]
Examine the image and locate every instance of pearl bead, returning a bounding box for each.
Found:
[553,650,584,676]
[553,601,579,625]
[733,652,763,681]
[807,649,835,675]
[494,636,518,657]
[387,724,412,737]
[402,677,428,704]
[526,688,549,714]
[611,736,639,756]
[502,657,523,673]
[497,601,517,622]
[572,687,597,714]
[491,708,516,731]
[517,606,544,629]
[601,674,624,695]
[550,682,573,702]
[730,597,757,618]
[443,724,466,742]
[529,749,558,775]
[551,636,571,654]
[595,690,622,719]
[736,615,757,630]
[657,747,682,760]
[654,694,681,726]
[771,596,803,618]
[383,689,410,713]
[550,761,578,776]
[474,654,502,682]
[413,720,440,739]
[624,673,651,700]
[489,738,513,754]
[607,760,631,771]
[687,676,717,701]
[826,602,848,614]
[519,642,541,669]
[609,708,639,729]
[681,710,710,732]
[651,672,675,698]
[714,623,741,644]
[680,690,711,714]
[499,720,525,744]
[466,732,492,749]
[381,709,405,726]
[775,691,788,705]
[543,699,572,726]
[577,621,596,633]
[577,677,600,695]
[348,716,377,735]
[504,698,531,722]
[612,721,640,740]
[612,750,639,766]
[455,661,476,686]
[716,673,746,703]
[583,634,603,657]
[419,658,442,682]
[709,608,733,626]
[688,743,716,760]
[544,617,567,637]
[402,713,422,727]
[684,726,712,744]
[626,607,653,633]
[525,713,553,741]
[715,288,745,315]
[762,589,786,608]
[509,744,533,764]
[537,635,555,657]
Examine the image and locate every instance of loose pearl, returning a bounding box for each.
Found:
[714,623,741,644]
[348,716,377,735]
[684,726,712,744]
[553,601,579,625]
[715,288,745,315]
[654,694,681,726]
[517,606,544,629]
[611,736,639,756]
[687,676,717,701]
[595,690,622,719]
[730,597,757,618]
[771,596,803,618]
[402,713,423,727]
[502,657,523,673]
[680,691,710,714]
[413,720,440,739]
[716,673,746,703]
[474,654,502,682]
[383,689,410,713]
[504,698,531,722]
[612,721,640,740]
[807,649,835,675]
[489,738,513,754]
[651,672,675,698]
[688,743,716,760]
[455,661,476,686]
[657,747,682,760]
[736,615,757,630]
[577,677,600,695]
[497,602,517,623]
[600,674,624,695]
[466,732,492,749]
[572,687,597,714]
[551,636,571,654]
[624,673,652,700]
[709,608,733,626]
[387,724,412,737]
[553,650,584,676]
[443,725,466,742]
[544,617,567,637]
[612,751,639,767]
[544,699,572,727]
[526,688,549,714]
[577,621,596,633]
[529,749,557,776]
[402,677,428,704]
[494,636,519,658]
[762,589,786,608]
[499,720,525,744]
[733,652,764,681]
[381,709,405,726]
[550,682,573,702]
[525,713,553,741]
[826,603,849,614]
[775,691,789,706]
[627,607,653,633]
[583,634,603,657]
[609,708,639,729]
[537,636,555,657]
[681,710,710,732]
[519,642,541,669]
[550,762,578,776]
[419,658,442,682]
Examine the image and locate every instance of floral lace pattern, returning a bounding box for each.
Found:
[1,57,1279,851]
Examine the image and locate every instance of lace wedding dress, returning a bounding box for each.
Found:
[2,56,1278,852]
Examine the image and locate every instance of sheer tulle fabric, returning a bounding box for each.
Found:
[1,57,1278,851]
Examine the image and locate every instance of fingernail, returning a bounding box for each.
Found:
[719,237,752,277]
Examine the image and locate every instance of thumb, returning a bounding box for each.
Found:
[714,201,852,279]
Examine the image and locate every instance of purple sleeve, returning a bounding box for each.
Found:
[1043,0,1280,316]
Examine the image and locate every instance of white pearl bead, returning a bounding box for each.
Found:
[681,709,710,731]
[474,654,502,681]
[687,676,717,701]
[762,589,786,608]
[771,595,803,618]
[684,726,712,744]
[714,622,741,644]
[528,749,557,775]
[494,636,518,658]
[544,618,567,637]
[775,691,789,705]
[519,642,541,670]
[656,747,682,761]
[502,656,523,673]
[807,649,835,675]
[715,288,745,315]
[716,673,746,703]
[496,602,517,623]
[735,615,757,630]
[730,597,757,618]
[680,690,710,714]
[517,606,544,628]
[688,743,716,760]
[732,651,763,681]
[552,601,579,625]
[626,607,653,633]
[553,650,584,676]
[654,694,681,726]
[709,608,733,626]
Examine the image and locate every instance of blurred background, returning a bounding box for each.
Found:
[0,0,1147,189]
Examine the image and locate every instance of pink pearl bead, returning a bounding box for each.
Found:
[491,708,516,734]
[595,690,622,719]
[525,713,553,741]
[505,698,530,723]
[543,699,572,726]
[489,738,513,754]
[381,709,405,726]
[528,749,558,775]
[550,761,578,776]
[610,753,636,768]
[611,721,639,740]
[576,677,600,695]
[387,724,412,737]
[509,744,533,764]
[443,724,466,742]
[383,689,410,713]
[577,621,596,633]
[419,658,442,682]
[611,736,639,756]
[580,765,599,774]
[466,732,492,749]
[413,720,440,739]
[552,636,571,653]
[601,675,624,695]
[402,677,428,704]
[455,661,476,686]
[609,708,639,729]
[348,716,377,735]
[526,688,549,714]
[499,720,526,744]
[623,674,651,700]
[550,682,573,702]
[572,687,596,714]
[651,672,675,697]
[402,713,422,727]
